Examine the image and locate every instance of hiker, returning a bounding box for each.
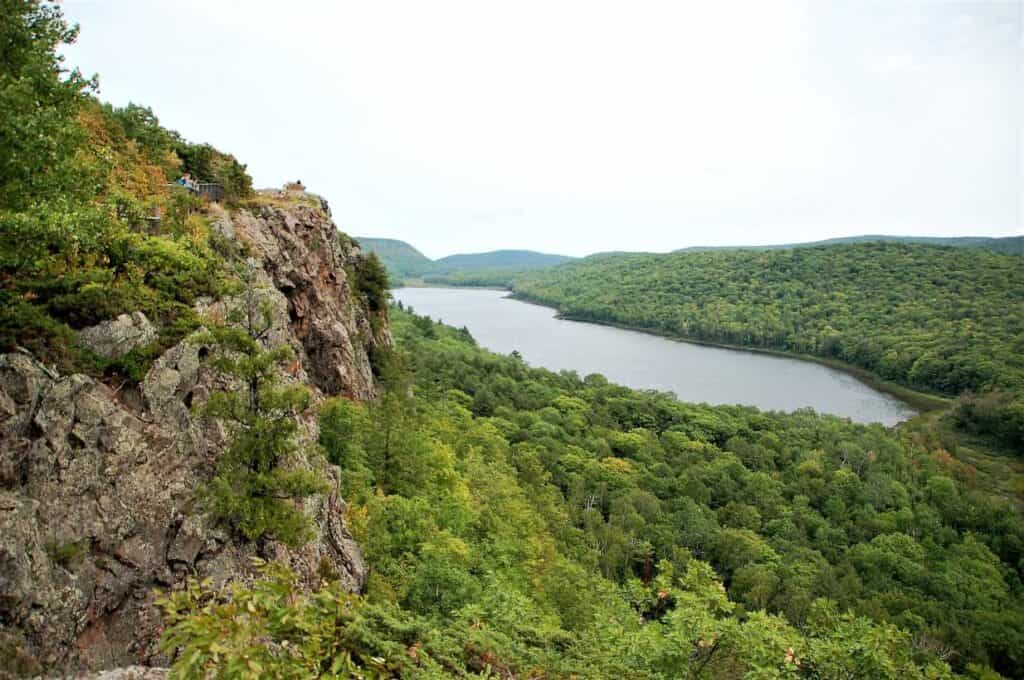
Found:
[178,172,197,191]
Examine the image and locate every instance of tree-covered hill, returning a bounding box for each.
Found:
[161,306,1024,677]
[1,2,255,376]
[675,234,1024,255]
[514,243,1024,449]
[435,248,575,269]
[807,234,1023,254]
[355,237,577,286]
[354,237,435,281]
[7,3,1024,677]
[358,232,1020,289]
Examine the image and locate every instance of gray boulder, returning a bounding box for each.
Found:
[78,313,158,360]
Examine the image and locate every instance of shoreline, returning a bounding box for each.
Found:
[394,280,510,292]
[391,283,952,415]
[504,292,952,414]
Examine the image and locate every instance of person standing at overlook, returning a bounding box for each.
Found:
[177,172,198,192]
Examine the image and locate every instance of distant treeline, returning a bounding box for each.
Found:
[675,234,1024,255]
[355,236,575,286]
[514,243,1024,449]
[164,307,1024,677]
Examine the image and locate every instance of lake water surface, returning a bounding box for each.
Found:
[393,287,917,426]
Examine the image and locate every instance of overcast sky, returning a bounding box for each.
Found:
[62,1,1021,258]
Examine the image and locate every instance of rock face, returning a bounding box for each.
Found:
[222,202,385,399]
[78,313,158,360]
[0,199,388,675]
[76,667,168,680]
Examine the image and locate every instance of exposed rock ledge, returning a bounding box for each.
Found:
[78,313,158,360]
[0,199,389,675]
[35,667,168,680]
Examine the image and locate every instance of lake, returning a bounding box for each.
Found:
[393,287,918,426]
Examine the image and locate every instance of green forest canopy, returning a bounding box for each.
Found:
[7,3,1024,677]
[674,234,1024,255]
[513,244,1024,449]
[354,237,435,281]
[358,233,1022,288]
[1,0,258,380]
[162,307,1024,678]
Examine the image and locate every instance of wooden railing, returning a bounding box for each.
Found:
[194,183,223,202]
[145,182,226,233]
[168,181,224,202]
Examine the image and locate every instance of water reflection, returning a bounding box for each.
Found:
[393,287,917,426]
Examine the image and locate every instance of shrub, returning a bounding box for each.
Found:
[355,251,389,315]
[197,283,327,547]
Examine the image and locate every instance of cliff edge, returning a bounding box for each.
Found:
[0,193,389,674]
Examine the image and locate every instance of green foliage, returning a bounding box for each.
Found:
[44,539,86,570]
[355,251,390,313]
[160,308,1024,678]
[0,192,109,279]
[514,243,1024,453]
[434,249,575,271]
[158,561,415,679]
[0,0,95,211]
[8,5,1020,676]
[953,390,1024,450]
[675,233,1024,255]
[101,102,181,178]
[196,282,326,547]
[354,237,434,283]
[319,398,370,471]
[422,268,541,288]
[1,200,228,372]
[0,297,86,367]
[515,243,1024,398]
[0,1,249,380]
[422,250,576,288]
[175,141,253,204]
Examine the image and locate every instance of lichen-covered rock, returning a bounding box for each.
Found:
[223,202,388,399]
[78,313,158,360]
[0,351,366,674]
[0,201,387,675]
[51,667,169,680]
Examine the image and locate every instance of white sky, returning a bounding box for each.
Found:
[62,1,1022,258]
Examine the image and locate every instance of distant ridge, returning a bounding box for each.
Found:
[357,233,1021,286]
[355,237,576,286]
[355,237,434,281]
[674,234,1023,255]
[435,249,575,269]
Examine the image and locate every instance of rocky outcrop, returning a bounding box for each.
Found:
[75,668,168,680]
[218,201,388,400]
[78,313,158,360]
[0,197,388,675]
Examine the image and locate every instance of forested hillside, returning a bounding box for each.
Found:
[675,235,1024,254]
[7,3,1024,678]
[514,244,1024,449]
[161,307,1024,677]
[1,4,390,672]
[435,249,575,269]
[356,237,576,286]
[1,3,256,377]
[355,237,435,281]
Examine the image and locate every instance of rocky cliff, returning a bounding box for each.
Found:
[0,195,389,675]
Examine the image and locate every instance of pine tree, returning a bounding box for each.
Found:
[197,269,327,546]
